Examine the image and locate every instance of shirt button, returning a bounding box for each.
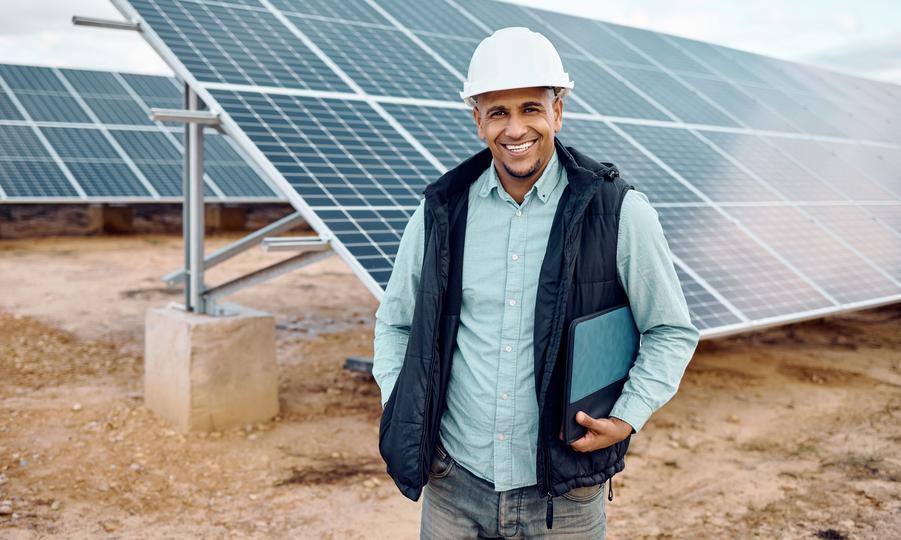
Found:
[509,299,517,306]
[504,345,512,352]
[515,210,522,217]
[501,392,508,400]
[511,254,519,261]
[497,433,505,441]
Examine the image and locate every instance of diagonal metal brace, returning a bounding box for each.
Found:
[202,250,334,305]
[162,211,307,287]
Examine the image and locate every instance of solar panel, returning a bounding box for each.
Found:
[118,0,901,336]
[725,205,900,303]
[0,63,281,202]
[620,124,778,202]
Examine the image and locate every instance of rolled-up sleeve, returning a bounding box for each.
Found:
[609,190,700,432]
[372,200,426,408]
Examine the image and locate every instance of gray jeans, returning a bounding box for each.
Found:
[420,441,606,539]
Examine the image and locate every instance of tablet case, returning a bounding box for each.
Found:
[562,304,640,445]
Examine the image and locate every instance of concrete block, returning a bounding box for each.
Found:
[144,304,279,432]
[87,204,134,234]
[205,205,247,232]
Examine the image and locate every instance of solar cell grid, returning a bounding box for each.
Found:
[14,93,92,123]
[120,73,181,103]
[82,96,154,125]
[376,0,486,40]
[408,33,477,79]
[288,15,462,101]
[803,205,901,280]
[726,205,900,303]
[562,57,669,121]
[131,0,351,91]
[0,160,76,198]
[603,23,715,77]
[61,161,151,197]
[819,142,901,198]
[111,129,183,196]
[863,205,901,235]
[621,124,778,202]
[0,65,68,93]
[450,0,583,57]
[663,36,766,86]
[740,84,844,137]
[60,69,128,97]
[268,0,388,25]
[377,103,479,168]
[212,89,436,208]
[0,125,53,159]
[0,91,23,120]
[533,11,652,67]
[657,206,834,319]
[771,137,897,201]
[560,120,701,204]
[673,267,743,330]
[611,65,738,127]
[678,75,798,133]
[39,127,122,160]
[698,131,846,201]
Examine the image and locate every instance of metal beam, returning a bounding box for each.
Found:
[72,15,140,31]
[150,108,220,126]
[203,250,335,306]
[162,211,307,287]
[261,236,328,252]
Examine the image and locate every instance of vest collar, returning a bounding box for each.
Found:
[424,138,620,209]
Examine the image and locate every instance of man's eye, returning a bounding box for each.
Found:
[524,107,539,113]
[490,111,506,118]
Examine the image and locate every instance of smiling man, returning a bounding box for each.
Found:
[374,27,700,539]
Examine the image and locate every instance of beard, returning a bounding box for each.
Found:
[503,157,543,179]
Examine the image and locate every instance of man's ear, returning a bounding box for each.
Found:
[472,107,485,141]
[553,97,564,133]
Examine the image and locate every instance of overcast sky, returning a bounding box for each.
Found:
[1,0,899,85]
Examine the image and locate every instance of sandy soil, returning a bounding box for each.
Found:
[0,234,899,539]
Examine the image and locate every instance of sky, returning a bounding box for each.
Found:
[0,0,899,85]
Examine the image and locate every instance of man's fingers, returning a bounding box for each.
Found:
[575,411,605,431]
[570,435,591,452]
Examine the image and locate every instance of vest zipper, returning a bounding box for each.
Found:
[544,443,553,529]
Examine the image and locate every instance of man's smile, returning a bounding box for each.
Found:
[501,139,538,156]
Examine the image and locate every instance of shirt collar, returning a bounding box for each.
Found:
[478,150,563,204]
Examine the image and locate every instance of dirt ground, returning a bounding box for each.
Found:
[0,233,899,539]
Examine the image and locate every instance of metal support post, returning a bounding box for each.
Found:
[187,88,206,313]
[182,83,191,310]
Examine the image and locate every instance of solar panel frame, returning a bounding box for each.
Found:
[113,0,901,334]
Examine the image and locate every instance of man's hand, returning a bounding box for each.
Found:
[569,412,633,453]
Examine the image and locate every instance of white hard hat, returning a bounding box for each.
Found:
[460,27,574,107]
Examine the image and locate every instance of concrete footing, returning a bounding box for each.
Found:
[144,303,279,432]
[205,205,247,232]
[87,204,134,234]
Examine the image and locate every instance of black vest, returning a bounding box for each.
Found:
[379,139,634,510]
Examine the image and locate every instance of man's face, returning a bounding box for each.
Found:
[472,86,563,185]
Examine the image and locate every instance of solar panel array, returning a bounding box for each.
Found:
[0,63,282,202]
[116,0,901,336]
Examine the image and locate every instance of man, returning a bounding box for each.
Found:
[373,27,699,539]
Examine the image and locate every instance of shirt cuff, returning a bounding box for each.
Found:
[609,392,656,433]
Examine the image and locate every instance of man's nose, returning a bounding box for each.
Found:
[504,113,528,140]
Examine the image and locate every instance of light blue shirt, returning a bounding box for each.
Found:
[373,151,699,491]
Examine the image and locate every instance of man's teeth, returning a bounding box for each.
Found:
[504,141,535,153]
